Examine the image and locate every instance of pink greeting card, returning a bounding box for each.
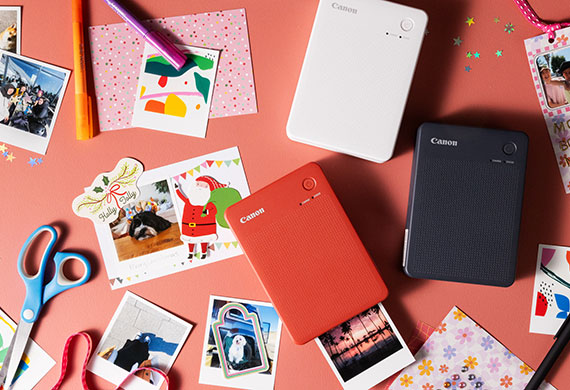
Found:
[389,307,556,390]
[88,9,257,131]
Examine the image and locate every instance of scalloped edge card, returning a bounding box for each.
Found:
[72,158,144,224]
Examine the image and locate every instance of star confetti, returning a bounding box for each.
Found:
[465,65,472,72]
[0,144,6,153]
[28,157,37,167]
[474,52,480,58]
[6,153,15,162]
[466,51,473,58]
[494,17,500,23]
[37,158,43,165]
[2,151,7,157]
[504,23,515,34]
[496,50,503,57]
[466,17,475,27]
[453,36,463,46]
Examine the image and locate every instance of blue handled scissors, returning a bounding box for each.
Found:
[0,225,91,389]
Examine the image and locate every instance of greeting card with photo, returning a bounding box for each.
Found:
[0,308,55,390]
[131,43,220,137]
[316,303,414,390]
[530,244,570,335]
[88,291,192,390]
[0,6,21,54]
[199,295,283,390]
[0,49,70,154]
[93,147,250,289]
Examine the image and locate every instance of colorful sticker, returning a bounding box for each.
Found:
[530,244,570,335]
[212,303,270,379]
[72,158,143,224]
[199,295,282,390]
[131,44,220,137]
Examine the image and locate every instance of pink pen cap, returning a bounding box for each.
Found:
[146,30,187,71]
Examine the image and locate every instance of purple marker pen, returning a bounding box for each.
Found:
[103,0,187,70]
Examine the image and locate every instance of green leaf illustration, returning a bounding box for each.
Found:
[102,176,109,185]
[93,187,104,193]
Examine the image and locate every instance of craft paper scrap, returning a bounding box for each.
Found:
[0,308,55,390]
[0,6,21,54]
[88,291,192,390]
[199,295,282,390]
[73,158,143,224]
[530,244,570,335]
[0,49,70,155]
[389,306,557,390]
[316,303,414,390]
[132,43,219,137]
[89,8,257,131]
[93,147,249,289]
[525,27,570,193]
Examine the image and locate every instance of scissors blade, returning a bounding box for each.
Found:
[0,321,33,389]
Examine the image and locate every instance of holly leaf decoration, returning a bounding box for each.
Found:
[102,176,110,185]
[93,187,104,193]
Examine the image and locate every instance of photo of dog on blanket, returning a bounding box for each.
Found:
[109,179,182,261]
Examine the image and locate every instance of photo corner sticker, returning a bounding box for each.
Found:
[72,158,144,224]
[212,302,270,379]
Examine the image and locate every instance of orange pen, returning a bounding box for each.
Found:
[72,0,93,140]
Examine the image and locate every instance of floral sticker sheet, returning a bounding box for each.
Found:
[389,307,556,390]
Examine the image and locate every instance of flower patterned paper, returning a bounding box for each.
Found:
[389,307,556,390]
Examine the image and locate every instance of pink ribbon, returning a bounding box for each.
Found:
[105,184,126,209]
[512,0,570,41]
[50,332,170,390]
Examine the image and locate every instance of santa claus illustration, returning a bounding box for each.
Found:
[175,175,241,260]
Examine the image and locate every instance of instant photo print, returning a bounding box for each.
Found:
[286,0,427,163]
[88,292,192,390]
[199,295,283,390]
[0,7,21,54]
[403,123,528,286]
[315,303,414,390]
[0,49,70,154]
[225,162,388,344]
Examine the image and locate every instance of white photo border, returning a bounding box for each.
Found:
[87,291,192,390]
[315,303,415,390]
[199,295,283,390]
[0,48,70,154]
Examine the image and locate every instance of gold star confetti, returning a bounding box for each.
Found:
[466,17,475,27]
[6,152,15,162]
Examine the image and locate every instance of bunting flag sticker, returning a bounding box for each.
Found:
[72,158,144,224]
[171,158,243,184]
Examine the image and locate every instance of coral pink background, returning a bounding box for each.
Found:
[1,0,570,389]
